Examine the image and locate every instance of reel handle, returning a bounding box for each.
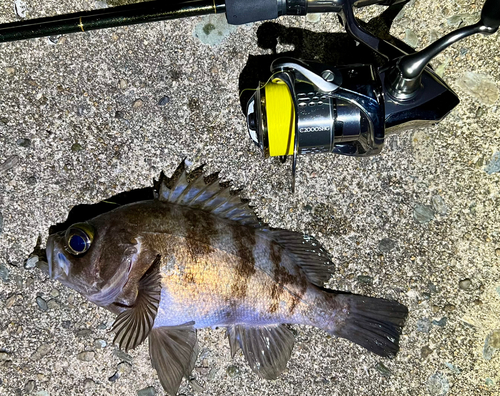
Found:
[386,0,500,99]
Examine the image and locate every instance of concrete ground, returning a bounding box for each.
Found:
[0,0,499,395]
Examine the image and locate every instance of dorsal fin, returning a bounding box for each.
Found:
[155,161,334,285]
[154,161,262,228]
[268,230,334,286]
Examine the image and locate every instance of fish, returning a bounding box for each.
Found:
[45,161,408,395]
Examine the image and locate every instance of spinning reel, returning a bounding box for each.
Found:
[0,0,499,190]
[245,0,500,190]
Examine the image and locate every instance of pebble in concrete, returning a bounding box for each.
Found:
[431,195,449,216]
[483,330,500,360]
[427,372,450,396]
[458,279,472,290]
[31,344,51,361]
[36,297,48,312]
[77,351,95,362]
[0,155,19,173]
[456,72,499,105]
[137,386,156,396]
[193,14,237,46]
[24,380,36,392]
[485,152,500,174]
[414,204,435,224]
[378,238,397,253]
[0,262,9,282]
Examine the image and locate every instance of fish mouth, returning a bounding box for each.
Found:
[46,235,69,280]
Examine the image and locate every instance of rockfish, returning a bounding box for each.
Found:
[45,162,408,395]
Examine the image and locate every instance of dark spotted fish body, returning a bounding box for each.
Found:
[46,162,408,395]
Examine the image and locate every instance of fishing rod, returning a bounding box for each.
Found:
[1,0,499,191]
[0,0,225,42]
[0,0,364,42]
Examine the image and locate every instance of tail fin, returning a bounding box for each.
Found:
[332,294,408,358]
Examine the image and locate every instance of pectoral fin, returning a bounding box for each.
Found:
[111,255,162,351]
[227,324,295,380]
[148,323,199,396]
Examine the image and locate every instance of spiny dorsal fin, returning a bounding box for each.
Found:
[111,255,161,351]
[155,160,262,228]
[155,161,334,285]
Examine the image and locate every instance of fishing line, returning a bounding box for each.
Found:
[256,77,313,157]
[241,73,308,157]
[265,80,295,157]
[239,73,278,98]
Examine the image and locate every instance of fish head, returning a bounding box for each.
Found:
[46,219,138,307]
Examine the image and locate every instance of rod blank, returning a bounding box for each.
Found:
[0,0,226,43]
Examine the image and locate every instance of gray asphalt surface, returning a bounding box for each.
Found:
[0,0,499,395]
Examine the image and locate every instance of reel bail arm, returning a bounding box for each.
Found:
[386,0,500,100]
[271,58,341,93]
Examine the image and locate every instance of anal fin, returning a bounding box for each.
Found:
[227,324,295,380]
[226,326,241,358]
[149,322,199,396]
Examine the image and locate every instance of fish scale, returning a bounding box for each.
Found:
[150,227,317,329]
[45,161,408,395]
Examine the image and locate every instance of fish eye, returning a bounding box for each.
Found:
[65,223,95,256]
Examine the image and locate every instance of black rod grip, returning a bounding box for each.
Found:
[225,0,279,25]
[481,0,500,30]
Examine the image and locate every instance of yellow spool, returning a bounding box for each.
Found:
[265,80,295,157]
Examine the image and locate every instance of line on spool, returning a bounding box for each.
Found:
[265,79,295,157]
